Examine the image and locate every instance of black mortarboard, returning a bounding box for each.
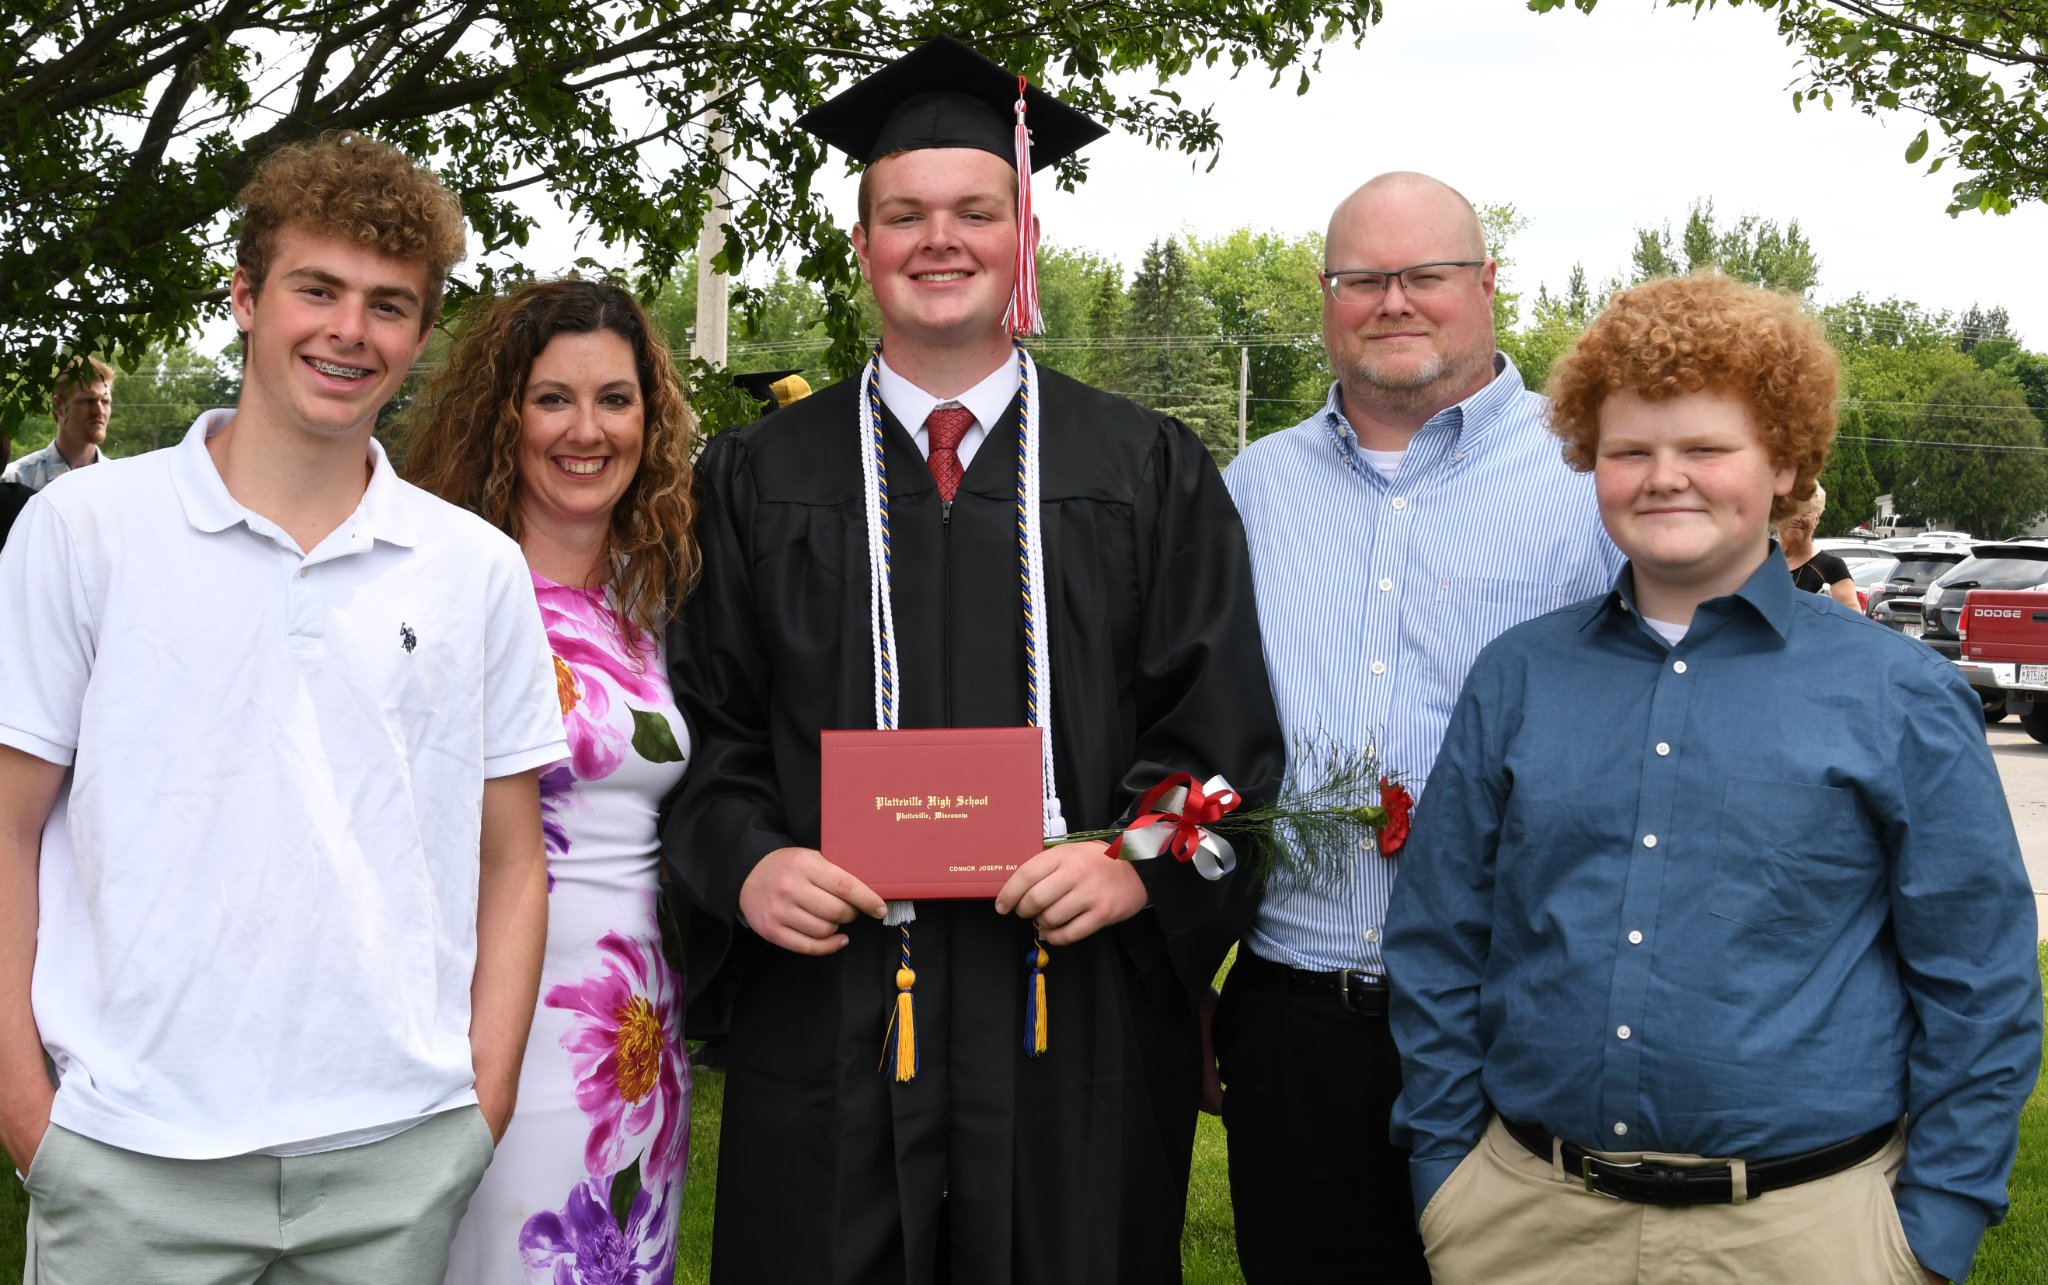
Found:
[796,36,1110,334]
[731,368,811,411]
[796,36,1106,171]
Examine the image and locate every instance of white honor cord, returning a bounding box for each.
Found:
[860,349,1068,932]
[1017,351,1066,841]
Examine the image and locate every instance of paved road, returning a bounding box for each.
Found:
[1985,721,2048,941]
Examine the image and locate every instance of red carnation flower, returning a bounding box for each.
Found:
[1377,778,1413,858]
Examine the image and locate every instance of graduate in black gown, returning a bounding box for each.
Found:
[664,37,1284,1285]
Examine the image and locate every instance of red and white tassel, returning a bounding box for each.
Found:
[1005,74,1043,337]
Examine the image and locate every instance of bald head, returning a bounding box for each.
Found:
[1326,172,1488,265]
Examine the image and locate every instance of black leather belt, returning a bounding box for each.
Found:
[1235,949,1389,1017]
[1501,1117,1897,1206]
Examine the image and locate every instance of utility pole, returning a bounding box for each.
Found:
[693,86,732,368]
[1237,345,1250,453]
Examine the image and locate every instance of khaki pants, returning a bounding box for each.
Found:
[1419,1116,1926,1285]
[22,1106,495,1285]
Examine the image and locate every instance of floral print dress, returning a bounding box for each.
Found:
[444,572,690,1285]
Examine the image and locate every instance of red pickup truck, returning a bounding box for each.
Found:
[1958,589,2048,742]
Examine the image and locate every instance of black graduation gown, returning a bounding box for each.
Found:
[664,364,1284,1285]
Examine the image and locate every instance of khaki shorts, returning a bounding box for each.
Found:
[1418,1116,1925,1285]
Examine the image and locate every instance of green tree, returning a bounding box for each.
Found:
[1531,1,2048,214]
[1892,369,2048,537]
[1125,237,1239,464]
[1479,202,1530,336]
[1818,409,1880,534]
[1187,227,1326,441]
[1502,262,1595,392]
[1627,199,1819,294]
[3,0,1388,440]
[1825,294,1978,490]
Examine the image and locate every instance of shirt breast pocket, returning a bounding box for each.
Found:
[1710,779,1866,934]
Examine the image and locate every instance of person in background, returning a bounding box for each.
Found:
[1778,482,1857,606]
[1386,273,2040,1285]
[3,357,116,492]
[0,132,564,1284]
[402,279,702,1285]
[1215,170,1621,1284]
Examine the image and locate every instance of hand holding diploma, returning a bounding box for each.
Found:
[740,845,888,955]
[995,840,1149,946]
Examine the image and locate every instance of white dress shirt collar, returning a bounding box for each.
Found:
[876,352,1021,471]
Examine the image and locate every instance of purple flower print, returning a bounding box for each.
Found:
[543,932,689,1187]
[518,1174,674,1285]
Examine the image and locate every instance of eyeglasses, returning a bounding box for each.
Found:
[1319,260,1487,305]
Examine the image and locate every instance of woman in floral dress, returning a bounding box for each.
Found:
[403,279,701,1284]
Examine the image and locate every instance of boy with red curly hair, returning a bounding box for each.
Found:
[1384,273,2040,1285]
[0,134,565,1283]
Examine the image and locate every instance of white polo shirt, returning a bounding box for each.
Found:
[0,410,568,1159]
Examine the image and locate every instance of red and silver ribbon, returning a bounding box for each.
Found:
[1108,773,1241,881]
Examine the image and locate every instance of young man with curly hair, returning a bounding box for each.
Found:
[1384,273,2042,1285]
[0,134,566,1283]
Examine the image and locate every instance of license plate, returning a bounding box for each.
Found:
[2023,664,2048,687]
[1904,623,1924,638]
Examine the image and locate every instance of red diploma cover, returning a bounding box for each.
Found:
[820,727,1045,898]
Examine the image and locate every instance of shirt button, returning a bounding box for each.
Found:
[1642,834,1658,849]
[1370,661,1387,675]
[1378,578,1394,592]
[1672,660,1688,674]
[297,568,309,579]
[1364,927,1381,945]
[1613,1122,1629,1138]
[1655,742,1670,757]
[1617,1025,1632,1040]
[1391,497,1407,511]
[1628,930,1644,945]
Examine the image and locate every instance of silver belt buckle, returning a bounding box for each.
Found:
[1336,969,1378,1009]
[1581,1154,1641,1198]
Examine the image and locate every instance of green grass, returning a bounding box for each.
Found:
[5,945,2044,1284]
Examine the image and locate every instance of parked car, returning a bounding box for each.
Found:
[1814,537,1894,568]
[1847,557,1897,613]
[1958,589,2048,742]
[1865,542,1971,634]
[1916,541,2048,719]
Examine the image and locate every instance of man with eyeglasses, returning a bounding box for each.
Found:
[1215,171,1624,1283]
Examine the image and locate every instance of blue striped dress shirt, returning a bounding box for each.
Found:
[1222,355,1623,975]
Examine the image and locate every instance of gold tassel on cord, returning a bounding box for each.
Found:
[882,924,918,1082]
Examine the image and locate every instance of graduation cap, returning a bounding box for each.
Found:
[796,36,1109,335]
[731,368,812,412]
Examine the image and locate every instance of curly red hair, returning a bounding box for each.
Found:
[1546,274,1840,524]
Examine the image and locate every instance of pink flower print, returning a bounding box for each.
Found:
[533,575,665,782]
[543,933,689,1187]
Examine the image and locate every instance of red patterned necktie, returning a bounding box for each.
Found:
[924,405,974,503]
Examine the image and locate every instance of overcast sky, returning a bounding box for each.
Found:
[802,0,2048,345]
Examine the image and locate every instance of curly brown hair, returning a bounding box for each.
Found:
[399,280,701,642]
[1546,273,1840,524]
[236,131,466,327]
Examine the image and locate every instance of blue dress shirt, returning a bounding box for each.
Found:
[1385,551,2043,1284]
[1222,357,1622,974]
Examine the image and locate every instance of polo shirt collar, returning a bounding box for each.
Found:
[1592,544,1796,641]
[171,409,419,548]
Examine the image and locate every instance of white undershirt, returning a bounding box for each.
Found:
[1358,446,1406,480]
[877,353,1021,472]
[1644,617,1690,645]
